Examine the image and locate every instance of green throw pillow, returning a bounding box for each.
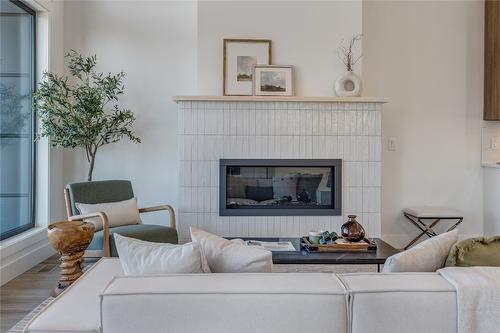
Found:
[445,235,500,267]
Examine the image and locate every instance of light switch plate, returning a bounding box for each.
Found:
[490,136,499,150]
[387,138,396,151]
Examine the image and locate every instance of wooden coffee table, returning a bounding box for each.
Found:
[237,238,399,273]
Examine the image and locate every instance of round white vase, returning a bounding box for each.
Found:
[334,71,362,97]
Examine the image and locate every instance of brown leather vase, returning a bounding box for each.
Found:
[341,215,365,242]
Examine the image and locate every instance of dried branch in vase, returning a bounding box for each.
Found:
[337,34,362,72]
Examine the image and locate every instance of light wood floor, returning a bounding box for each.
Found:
[0,255,97,333]
[0,255,59,332]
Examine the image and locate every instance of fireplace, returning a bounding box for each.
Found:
[219,159,342,216]
[175,97,384,241]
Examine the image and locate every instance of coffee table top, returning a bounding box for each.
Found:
[237,238,399,265]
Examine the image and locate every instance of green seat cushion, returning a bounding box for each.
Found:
[88,224,178,257]
[445,235,500,267]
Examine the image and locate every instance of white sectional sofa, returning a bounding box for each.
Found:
[25,258,457,333]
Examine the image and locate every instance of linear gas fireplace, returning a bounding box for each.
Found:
[219,159,342,216]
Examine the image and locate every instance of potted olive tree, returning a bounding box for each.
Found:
[34,50,140,181]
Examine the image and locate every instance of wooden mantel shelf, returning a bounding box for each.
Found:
[172,96,388,103]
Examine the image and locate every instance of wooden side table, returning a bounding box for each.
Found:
[47,221,95,296]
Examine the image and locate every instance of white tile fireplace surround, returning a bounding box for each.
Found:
[174,96,387,242]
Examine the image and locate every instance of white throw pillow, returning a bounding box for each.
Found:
[114,234,210,275]
[190,227,273,273]
[75,198,141,231]
[383,229,458,272]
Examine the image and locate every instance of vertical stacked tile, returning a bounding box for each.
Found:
[177,100,383,242]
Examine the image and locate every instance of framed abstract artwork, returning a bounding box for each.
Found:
[223,39,271,96]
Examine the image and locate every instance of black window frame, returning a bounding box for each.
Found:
[0,0,37,240]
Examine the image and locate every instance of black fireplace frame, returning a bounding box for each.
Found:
[219,159,342,216]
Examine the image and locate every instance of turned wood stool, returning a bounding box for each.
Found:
[47,221,95,296]
[403,206,463,250]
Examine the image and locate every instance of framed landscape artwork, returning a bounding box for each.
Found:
[253,65,294,96]
[223,39,271,96]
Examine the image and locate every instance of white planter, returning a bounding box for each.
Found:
[335,71,362,97]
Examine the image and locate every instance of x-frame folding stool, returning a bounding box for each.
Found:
[403,208,463,250]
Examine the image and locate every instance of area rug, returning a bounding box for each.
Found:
[7,297,54,333]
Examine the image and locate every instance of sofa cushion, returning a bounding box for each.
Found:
[26,258,461,333]
[339,272,457,333]
[100,273,347,333]
[114,234,210,274]
[383,229,458,272]
[445,235,500,267]
[190,227,272,273]
[88,224,178,257]
[25,258,123,333]
[76,197,141,231]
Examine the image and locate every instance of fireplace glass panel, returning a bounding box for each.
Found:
[220,159,341,216]
[227,166,333,209]
[220,159,346,218]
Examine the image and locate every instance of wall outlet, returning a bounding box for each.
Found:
[491,136,499,150]
[387,137,396,151]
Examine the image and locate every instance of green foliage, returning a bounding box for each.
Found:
[33,50,140,180]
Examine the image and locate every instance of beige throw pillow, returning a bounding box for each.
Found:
[383,229,458,272]
[114,234,210,275]
[75,197,141,231]
[190,227,273,273]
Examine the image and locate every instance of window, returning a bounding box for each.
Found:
[0,1,36,240]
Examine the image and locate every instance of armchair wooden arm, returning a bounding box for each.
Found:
[69,212,111,257]
[139,204,176,230]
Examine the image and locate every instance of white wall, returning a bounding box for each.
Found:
[363,1,485,247]
[482,124,500,235]
[484,167,500,235]
[62,1,198,222]
[197,0,362,96]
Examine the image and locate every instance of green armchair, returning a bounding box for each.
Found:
[64,180,178,257]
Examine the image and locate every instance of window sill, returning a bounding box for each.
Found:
[0,227,48,260]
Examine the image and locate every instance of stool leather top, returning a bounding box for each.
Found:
[403,206,462,218]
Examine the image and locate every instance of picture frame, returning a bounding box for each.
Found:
[223,39,272,96]
[253,65,294,96]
